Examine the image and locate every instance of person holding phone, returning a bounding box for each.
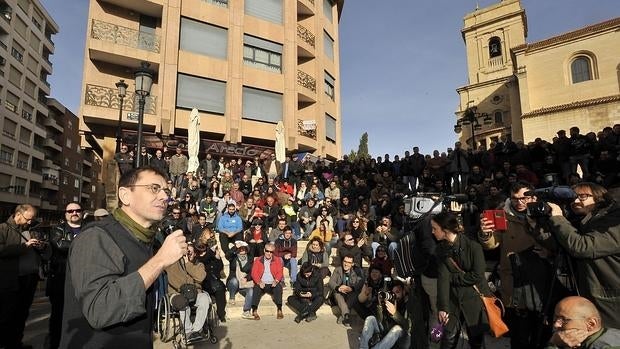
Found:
[287,262,324,323]
[0,204,42,349]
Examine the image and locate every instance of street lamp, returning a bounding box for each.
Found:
[134,61,154,167]
[454,106,492,149]
[114,79,128,154]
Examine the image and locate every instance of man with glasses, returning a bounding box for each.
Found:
[47,202,83,349]
[114,144,134,175]
[546,296,620,349]
[480,180,548,348]
[0,204,41,349]
[543,182,620,329]
[328,254,364,327]
[59,166,188,348]
[250,242,284,320]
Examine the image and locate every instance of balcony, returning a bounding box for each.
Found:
[83,156,92,167]
[42,116,63,133]
[297,119,317,140]
[42,159,59,169]
[297,24,315,59]
[81,191,90,199]
[91,19,160,53]
[40,200,58,210]
[85,84,157,115]
[43,138,61,152]
[11,47,23,63]
[298,0,314,16]
[41,178,59,190]
[202,0,228,7]
[297,70,316,103]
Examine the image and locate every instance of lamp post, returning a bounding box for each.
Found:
[114,79,128,154]
[134,62,154,167]
[454,106,492,149]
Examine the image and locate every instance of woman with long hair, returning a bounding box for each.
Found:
[431,211,490,349]
[300,237,330,279]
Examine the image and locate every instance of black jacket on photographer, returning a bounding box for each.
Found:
[547,199,620,329]
[375,291,409,335]
[47,222,80,293]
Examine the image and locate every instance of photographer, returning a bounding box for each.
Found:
[545,182,620,329]
[479,181,552,348]
[165,243,211,343]
[359,280,410,349]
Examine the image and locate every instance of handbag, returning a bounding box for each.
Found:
[448,257,509,338]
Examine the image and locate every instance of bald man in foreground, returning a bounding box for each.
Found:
[546,296,620,349]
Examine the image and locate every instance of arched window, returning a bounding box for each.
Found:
[571,57,592,83]
[489,37,502,58]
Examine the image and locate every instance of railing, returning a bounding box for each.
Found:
[5,100,17,113]
[11,47,23,62]
[85,84,157,115]
[22,110,32,121]
[297,120,316,140]
[297,70,316,92]
[37,94,47,106]
[16,160,28,170]
[297,24,315,48]
[91,19,161,53]
[488,56,503,69]
[202,0,228,7]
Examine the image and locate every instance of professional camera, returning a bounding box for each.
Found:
[403,193,469,219]
[525,186,576,218]
[378,276,395,304]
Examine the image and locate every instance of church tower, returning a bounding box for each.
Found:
[456,0,527,148]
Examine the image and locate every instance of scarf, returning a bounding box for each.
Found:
[113,208,156,244]
[238,254,248,268]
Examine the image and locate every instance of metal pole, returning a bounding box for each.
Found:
[136,95,146,167]
[470,118,476,149]
[115,95,124,154]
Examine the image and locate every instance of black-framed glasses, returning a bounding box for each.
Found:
[125,184,171,197]
[345,238,354,242]
[510,196,532,203]
[172,211,181,215]
[66,209,82,214]
[264,250,274,253]
[576,193,593,201]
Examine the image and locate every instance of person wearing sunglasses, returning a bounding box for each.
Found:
[59,166,188,348]
[0,204,40,349]
[47,202,84,349]
[250,242,285,320]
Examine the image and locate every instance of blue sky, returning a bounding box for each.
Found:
[41,0,620,157]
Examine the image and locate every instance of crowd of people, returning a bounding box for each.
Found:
[0,123,618,349]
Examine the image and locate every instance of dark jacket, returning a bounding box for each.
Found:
[0,216,31,291]
[437,234,490,337]
[293,266,324,298]
[548,200,620,329]
[47,223,80,296]
[328,264,365,294]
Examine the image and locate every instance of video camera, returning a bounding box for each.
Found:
[403,193,469,219]
[524,186,577,218]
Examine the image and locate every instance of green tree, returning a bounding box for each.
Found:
[357,132,369,159]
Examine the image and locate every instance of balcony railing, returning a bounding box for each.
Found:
[91,19,160,53]
[202,0,228,7]
[297,24,315,48]
[85,84,157,115]
[297,70,316,92]
[297,120,316,140]
[488,56,503,69]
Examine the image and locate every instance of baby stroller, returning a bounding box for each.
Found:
[156,273,219,348]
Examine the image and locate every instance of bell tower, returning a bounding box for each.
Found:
[462,0,527,84]
[455,0,528,148]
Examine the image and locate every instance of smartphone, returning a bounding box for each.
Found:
[483,210,507,230]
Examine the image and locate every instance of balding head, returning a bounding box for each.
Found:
[553,296,601,333]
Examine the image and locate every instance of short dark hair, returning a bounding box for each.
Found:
[509,180,534,195]
[300,262,314,274]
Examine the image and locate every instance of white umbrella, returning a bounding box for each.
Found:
[275,121,285,163]
[187,107,200,174]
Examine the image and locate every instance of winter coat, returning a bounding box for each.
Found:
[437,234,490,338]
[548,200,620,329]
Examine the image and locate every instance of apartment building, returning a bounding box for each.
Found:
[0,0,57,218]
[79,0,344,196]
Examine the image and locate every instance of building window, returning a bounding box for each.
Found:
[176,74,226,114]
[323,31,334,60]
[324,71,335,101]
[325,114,336,142]
[571,56,592,83]
[323,0,333,23]
[0,174,12,192]
[180,18,228,60]
[14,177,26,195]
[494,110,503,124]
[74,178,80,188]
[489,36,501,58]
[245,0,282,24]
[2,117,17,139]
[64,158,69,167]
[66,138,72,148]
[19,127,31,145]
[16,152,28,170]
[5,92,19,113]
[243,34,282,73]
[242,86,283,124]
[0,145,14,164]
